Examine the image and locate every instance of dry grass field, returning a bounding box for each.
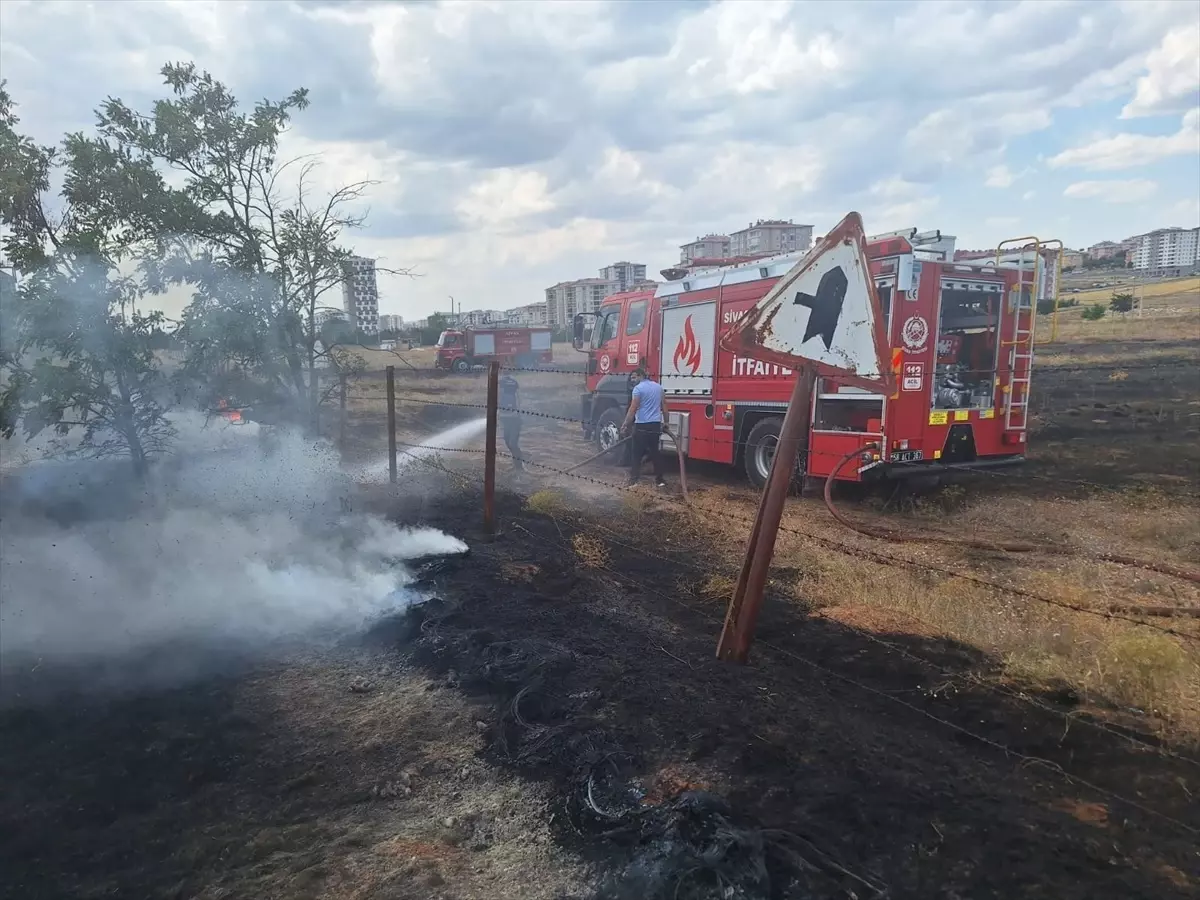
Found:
[4,293,1197,900]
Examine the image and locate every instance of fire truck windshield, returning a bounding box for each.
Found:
[436,331,460,348]
[591,307,619,349]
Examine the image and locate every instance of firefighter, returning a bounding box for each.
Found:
[499,373,524,470]
[621,367,667,488]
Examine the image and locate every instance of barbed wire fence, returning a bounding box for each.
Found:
[330,357,1200,836]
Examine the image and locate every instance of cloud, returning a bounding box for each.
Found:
[1063,179,1158,203]
[985,165,1016,188]
[1122,24,1200,118]
[1048,109,1200,170]
[1,0,1197,319]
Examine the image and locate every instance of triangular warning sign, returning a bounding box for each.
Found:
[724,211,891,391]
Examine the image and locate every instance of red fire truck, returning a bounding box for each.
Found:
[435,326,554,373]
[576,229,1058,486]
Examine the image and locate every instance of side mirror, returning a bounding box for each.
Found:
[572,314,585,350]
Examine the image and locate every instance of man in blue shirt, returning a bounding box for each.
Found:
[621,367,667,488]
[499,373,524,470]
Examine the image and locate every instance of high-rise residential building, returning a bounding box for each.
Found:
[679,234,731,263]
[340,255,379,335]
[598,261,647,293]
[729,219,813,257]
[544,277,619,326]
[378,314,405,332]
[1127,227,1200,272]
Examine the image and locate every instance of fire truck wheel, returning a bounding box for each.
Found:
[452,358,470,373]
[594,407,631,465]
[744,416,784,488]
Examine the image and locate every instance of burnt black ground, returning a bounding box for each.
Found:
[399,488,1198,900]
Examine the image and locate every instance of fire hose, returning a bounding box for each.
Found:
[565,426,689,502]
[823,445,1200,591]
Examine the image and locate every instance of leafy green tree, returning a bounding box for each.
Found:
[0,83,173,475]
[1109,291,1136,314]
[92,63,407,430]
[1081,302,1106,321]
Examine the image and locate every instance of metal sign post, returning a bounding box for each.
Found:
[716,363,816,662]
[715,211,892,663]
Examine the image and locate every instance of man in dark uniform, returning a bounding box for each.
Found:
[499,373,524,470]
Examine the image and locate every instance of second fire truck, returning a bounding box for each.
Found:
[575,228,1059,487]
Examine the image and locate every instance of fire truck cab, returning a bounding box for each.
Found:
[576,228,1058,487]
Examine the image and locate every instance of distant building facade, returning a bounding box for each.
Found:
[378,313,405,332]
[1127,227,1200,272]
[1087,240,1125,260]
[544,277,619,326]
[729,219,812,257]
[598,261,647,293]
[341,255,379,335]
[680,234,731,263]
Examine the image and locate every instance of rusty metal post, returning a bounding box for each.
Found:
[717,364,817,663]
[386,365,397,484]
[483,361,500,535]
[338,373,348,448]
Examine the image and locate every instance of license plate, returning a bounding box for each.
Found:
[892,450,923,462]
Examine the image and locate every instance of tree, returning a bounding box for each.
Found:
[1109,291,1136,314]
[91,63,409,431]
[0,83,174,475]
[1081,302,1106,321]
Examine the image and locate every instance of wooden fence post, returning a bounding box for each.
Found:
[483,361,499,535]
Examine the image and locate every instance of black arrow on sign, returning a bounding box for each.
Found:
[792,265,848,350]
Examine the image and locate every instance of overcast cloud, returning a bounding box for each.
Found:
[1,0,1197,320]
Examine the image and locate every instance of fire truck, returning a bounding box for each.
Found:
[435,326,554,372]
[575,229,1060,487]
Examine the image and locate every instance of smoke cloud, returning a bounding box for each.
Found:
[0,413,467,696]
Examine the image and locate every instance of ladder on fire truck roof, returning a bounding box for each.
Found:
[993,236,1062,434]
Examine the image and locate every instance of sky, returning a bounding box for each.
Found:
[1,0,1198,321]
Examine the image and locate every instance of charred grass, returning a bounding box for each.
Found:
[399,488,1198,899]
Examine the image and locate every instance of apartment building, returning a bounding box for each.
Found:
[340,255,379,335]
[377,313,405,332]
[1087,240,1125,260]
[598,261,647,293]
[544,277,619,326]
[729,219,813,257]
[1127,227,1200,272]
[679,234,731,263]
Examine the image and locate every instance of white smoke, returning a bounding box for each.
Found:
[0,413,467,689]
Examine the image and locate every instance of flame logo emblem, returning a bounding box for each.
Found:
[673,315,702,375]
